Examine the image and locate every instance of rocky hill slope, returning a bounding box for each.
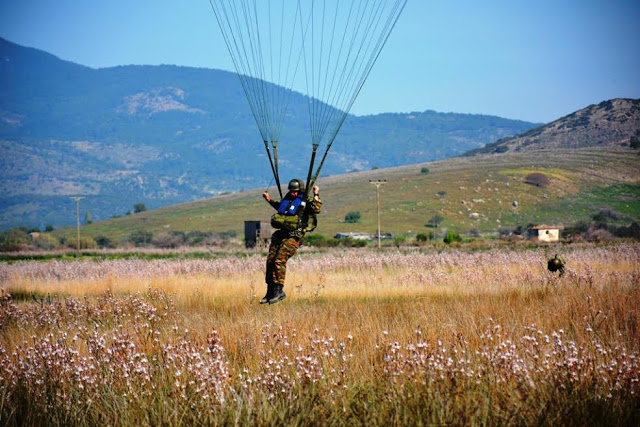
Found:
[471,98,640,155]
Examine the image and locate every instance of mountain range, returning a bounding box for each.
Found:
[2,38,638,233]
[0,37,541,230]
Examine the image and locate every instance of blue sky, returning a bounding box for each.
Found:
[1,0,638,123]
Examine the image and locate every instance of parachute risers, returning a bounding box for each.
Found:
[305,144,319,201]
[263,140,283,199]
[208,0,408,193]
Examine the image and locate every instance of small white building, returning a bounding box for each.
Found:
[529,225,564,242]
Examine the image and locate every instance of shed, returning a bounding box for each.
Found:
[529,225,564,242]
[244,220,272,248]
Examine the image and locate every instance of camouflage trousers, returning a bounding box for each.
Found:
[265,230,302,287]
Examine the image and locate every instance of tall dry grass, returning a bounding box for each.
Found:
[1,243,639,425]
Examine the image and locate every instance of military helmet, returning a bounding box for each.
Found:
[288,179,304,193]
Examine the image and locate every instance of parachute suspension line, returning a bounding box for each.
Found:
[320,0,383,140]
[210,0,283,197]
[210,0,264,138]
[304,144,319,199]
[322,0,395,145]
[313,0,361,146]
[263,142,283,199]
[306,0,381,188]
[313,0,344,146]
[307,0,408,192]
[272,0,305,142]
[313,0,327,147]
[327,0,407,149]
[210,1,408,196]
[209,1,269,145]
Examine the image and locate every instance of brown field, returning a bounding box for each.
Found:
[1,242,639,426]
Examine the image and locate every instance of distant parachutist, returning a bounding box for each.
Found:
[547,254,566,277]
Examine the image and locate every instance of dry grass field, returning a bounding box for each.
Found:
[1,243,639,425]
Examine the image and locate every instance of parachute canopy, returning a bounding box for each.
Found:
[208,0,407,197]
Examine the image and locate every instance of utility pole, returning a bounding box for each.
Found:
[70,197,84,254]
[369,180,386,249]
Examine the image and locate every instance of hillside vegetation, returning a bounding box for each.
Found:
[55,147,640,243]
[0,38,537,229]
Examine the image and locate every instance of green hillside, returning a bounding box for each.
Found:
[56,147,640,242]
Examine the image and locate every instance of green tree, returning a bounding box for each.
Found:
[85,210,93,225]
[134,203,147,213]
[345,211,361,223]
[393,234,406,247]
[421,167,430,174]
[443,231,462,244]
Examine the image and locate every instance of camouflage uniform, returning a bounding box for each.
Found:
[265,194,322,288]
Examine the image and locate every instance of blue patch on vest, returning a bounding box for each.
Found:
[278,194,305,216]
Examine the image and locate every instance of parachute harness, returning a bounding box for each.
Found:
[208,0,408,198]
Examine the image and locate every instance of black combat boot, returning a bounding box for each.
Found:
[268,285,286,304]
[260,284,274,304]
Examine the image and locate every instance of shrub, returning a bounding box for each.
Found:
[340,237,368,247]
[2,229,30,246]
[524,172,550,188]
[587,228,614,242]
[185,231,207,246]
[393,235,407,247]
[498,227,514,237]
[153,233,184,248]
[420,167,430,174]
[344,211,361,224]
[69,236,98,250]
[593,208,622,223]
[443,231,462,244]
[304,234,327,247]
[129,230,153,246]
[416,233,428,243]
[33,234,59,250]
[133,203,147,213]
[219,230,237,240]
[95,235,115,249]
